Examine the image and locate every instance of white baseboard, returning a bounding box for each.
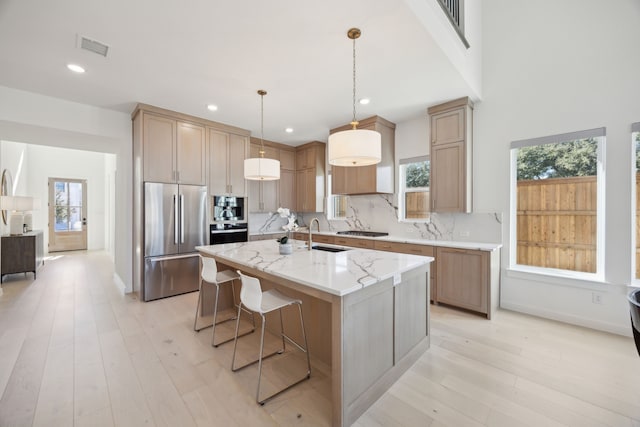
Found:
[112,272,130,294]
[500,301,631,337]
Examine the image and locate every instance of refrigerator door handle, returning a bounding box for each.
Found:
[174,194,179,244]
[180,193,185,244]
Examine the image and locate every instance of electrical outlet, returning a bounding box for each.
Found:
[459,230,470,237]
[592,292,603,304]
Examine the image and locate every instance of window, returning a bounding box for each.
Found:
[510,128,605,276]
[633,122,640,279]
[326,171,347,219]
[399,156,430,221]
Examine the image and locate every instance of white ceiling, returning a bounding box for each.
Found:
[0,0,476,146]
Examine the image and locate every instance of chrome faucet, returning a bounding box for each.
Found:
[308,217,320,251]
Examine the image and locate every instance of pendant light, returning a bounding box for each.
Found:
[328,28,381,167]
[244,90,280,181]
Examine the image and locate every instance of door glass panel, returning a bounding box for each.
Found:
[54,180,84,231]
[55,206,69,231]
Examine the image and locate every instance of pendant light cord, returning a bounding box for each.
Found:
[351,36,357,129]
[259,90,265,158]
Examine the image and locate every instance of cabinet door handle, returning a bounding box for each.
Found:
[229,184,232,194]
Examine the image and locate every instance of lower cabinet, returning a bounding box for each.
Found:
[436,247,491,317]
[373,241,437,302]
[334,236,374,249]
[293,233,499,318]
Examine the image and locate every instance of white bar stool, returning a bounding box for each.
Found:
[193,256,254,347]
[232,271,311,405]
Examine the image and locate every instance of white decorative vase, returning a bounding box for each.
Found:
[279,243,293,255]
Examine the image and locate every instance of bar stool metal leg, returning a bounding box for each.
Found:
[231,271,311,405]
[193,277,205,332]
[212,278,255,348]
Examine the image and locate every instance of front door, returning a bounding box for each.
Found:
[48,178,87,252]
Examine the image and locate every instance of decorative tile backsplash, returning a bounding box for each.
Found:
[249,194,502,244]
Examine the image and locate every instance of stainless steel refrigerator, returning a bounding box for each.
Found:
[143,182,207,301]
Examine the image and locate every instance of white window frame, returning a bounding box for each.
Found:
[326,170,348,220]
[509,128,606,281]
[399,156,430,222]
[632,122,640,284]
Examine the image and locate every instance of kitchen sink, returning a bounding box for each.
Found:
[312,245,350,253]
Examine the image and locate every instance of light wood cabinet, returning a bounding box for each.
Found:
[373,241,437,302]
[280,169,295,211]
[279,148,296,210]
[330,116,395,195]
[334,236,374,249]
[208,130,248,196]
[428,97,473,213]
[177,122,207,185]
[143,113,175,183]
[248,142,280,212]
[280,149,296,170]
[249,234,281,242]
[436,247,489,316]
[312,234,334,244]
[141,112,206,185]
[295,142,325,213]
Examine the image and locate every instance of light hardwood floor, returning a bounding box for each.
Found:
[0,251,638,426]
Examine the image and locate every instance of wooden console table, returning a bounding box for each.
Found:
[1,230,44,282]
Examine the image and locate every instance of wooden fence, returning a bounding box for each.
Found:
[406,191,429,219]
[517,176,597,273]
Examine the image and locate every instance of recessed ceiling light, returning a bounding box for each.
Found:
[207,104,218,111]
[67,63,85,73]
[359,98,370,105]
[285,128,293,133]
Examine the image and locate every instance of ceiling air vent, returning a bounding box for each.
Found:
[78,35,109,57]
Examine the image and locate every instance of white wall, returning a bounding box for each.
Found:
[1,140,113,251]
[0,86,132,291]
[404,0,483,100]
[476,0,640,334]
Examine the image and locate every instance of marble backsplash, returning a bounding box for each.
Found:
[249,194,502,244]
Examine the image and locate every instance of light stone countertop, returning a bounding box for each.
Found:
[196,239,433,296]
[249,230,502,252]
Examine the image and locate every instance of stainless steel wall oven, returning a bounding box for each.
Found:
[210,223,248,245]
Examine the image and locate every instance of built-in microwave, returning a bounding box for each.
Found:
[212,196,246,223]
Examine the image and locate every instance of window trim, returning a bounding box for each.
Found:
[326,170,348,220]
[632,122,640,283]
[509,128,606,280]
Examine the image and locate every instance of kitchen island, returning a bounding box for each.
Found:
[197,239,432,426]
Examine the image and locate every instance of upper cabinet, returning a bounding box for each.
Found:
[133,103,250,189]
[141,113,206,185]
[248,141,280,213]
[428,97,474,213]
[330,116,395,195]
[295,141,325,213]
[209,130,248,197]
[279,148,296,211]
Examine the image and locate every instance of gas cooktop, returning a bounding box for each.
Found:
[336,230,389,238]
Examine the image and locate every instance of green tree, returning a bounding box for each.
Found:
[406,160,430,188]
[517,138,597,180]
